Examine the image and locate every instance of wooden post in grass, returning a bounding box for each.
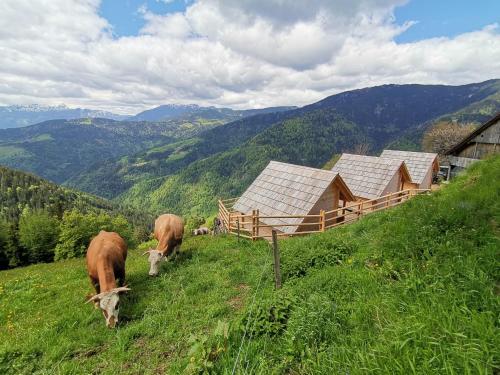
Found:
[236,219,240,243]
[255,209,260,240]
[320,209,325,232]
[271,230,282,289]
[251,210,256,240]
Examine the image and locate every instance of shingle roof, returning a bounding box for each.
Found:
[233,161,351,234]
[380,150,438,184]
[330,154,406,199]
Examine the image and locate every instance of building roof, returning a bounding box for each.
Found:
[233,161,354,234]
[330,153,410,200]
[380,149,438,184]
[446,112,500,155]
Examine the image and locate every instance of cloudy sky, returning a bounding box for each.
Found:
[1,0,499,114]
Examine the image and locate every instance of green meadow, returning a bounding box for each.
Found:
[1,156,499,374]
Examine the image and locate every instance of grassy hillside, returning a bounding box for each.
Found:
[1,156,498,373]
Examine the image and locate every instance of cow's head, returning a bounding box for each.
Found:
[143,249,165,276]
[87,286,130,328]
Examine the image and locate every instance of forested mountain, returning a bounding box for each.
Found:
[0,106,294,185]
[0,165,153,268]
[3,80,499,216]
[0,104,127,129]
[131,103,295,121]
[71,80,500,215]
[0,165,151,228]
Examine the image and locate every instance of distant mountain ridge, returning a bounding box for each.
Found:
[130,103,296,122]
[0,105,295,184]
[0,104,128,129]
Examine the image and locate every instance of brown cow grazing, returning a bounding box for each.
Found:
[143,214,184,276]
[86,231,130,328]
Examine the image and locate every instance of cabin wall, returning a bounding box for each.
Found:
[419,168,433,189]
[381,170,402,196]
[403,181,419,190]
[454,121,500,159]
[299,183,339,233]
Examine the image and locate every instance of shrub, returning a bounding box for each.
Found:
[241,293,295,337]
[54,210,135,260]
[18,210,60,264]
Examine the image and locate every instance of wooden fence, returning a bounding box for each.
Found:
[219,189,430,241]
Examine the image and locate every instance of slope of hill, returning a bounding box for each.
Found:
[111,80,500,215]
[67,108,298,198]
[0,156,497,373]
[0,104,127,129]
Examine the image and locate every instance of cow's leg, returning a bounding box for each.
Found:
[90,278,100,309]
[115,268,125,287]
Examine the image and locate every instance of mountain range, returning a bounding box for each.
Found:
[0,103,297,129]
[0,104,127,129]
[1,79,499,217]
[73,79,500,215]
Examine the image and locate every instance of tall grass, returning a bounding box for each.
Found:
[1,156,498,374]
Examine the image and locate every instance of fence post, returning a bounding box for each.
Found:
[357,202,362,219]
[228,212,232,233]
[320,209,325,232]
[236,219,240,243]
[255,209,260,239]
[251,209,256,240]
[271,230,282,289]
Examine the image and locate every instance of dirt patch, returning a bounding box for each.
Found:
[228,284,250,310]
[228,295,244,310]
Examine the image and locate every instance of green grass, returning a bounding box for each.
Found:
[1,156,499,374]
[0,236,271,374]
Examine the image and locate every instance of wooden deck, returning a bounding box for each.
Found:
[219,189,430,241]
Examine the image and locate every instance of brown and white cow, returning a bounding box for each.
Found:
[143,214,184,276]
[86,231,130,328]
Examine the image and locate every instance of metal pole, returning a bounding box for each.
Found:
[271,230,282,289]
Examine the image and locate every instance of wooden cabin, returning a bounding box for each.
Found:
[330,154,412,203]
[445,113,500,177]
[232,161,355,236]
[380,150,439,189]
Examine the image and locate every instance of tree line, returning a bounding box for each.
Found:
[0,166,153,269]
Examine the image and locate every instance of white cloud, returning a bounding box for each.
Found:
[0,0,498,114]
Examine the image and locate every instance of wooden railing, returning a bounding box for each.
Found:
[219,189,430,240]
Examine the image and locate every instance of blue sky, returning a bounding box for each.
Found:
[394,0,500,43]
[100,0,192,37]
[100,0,500,42]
